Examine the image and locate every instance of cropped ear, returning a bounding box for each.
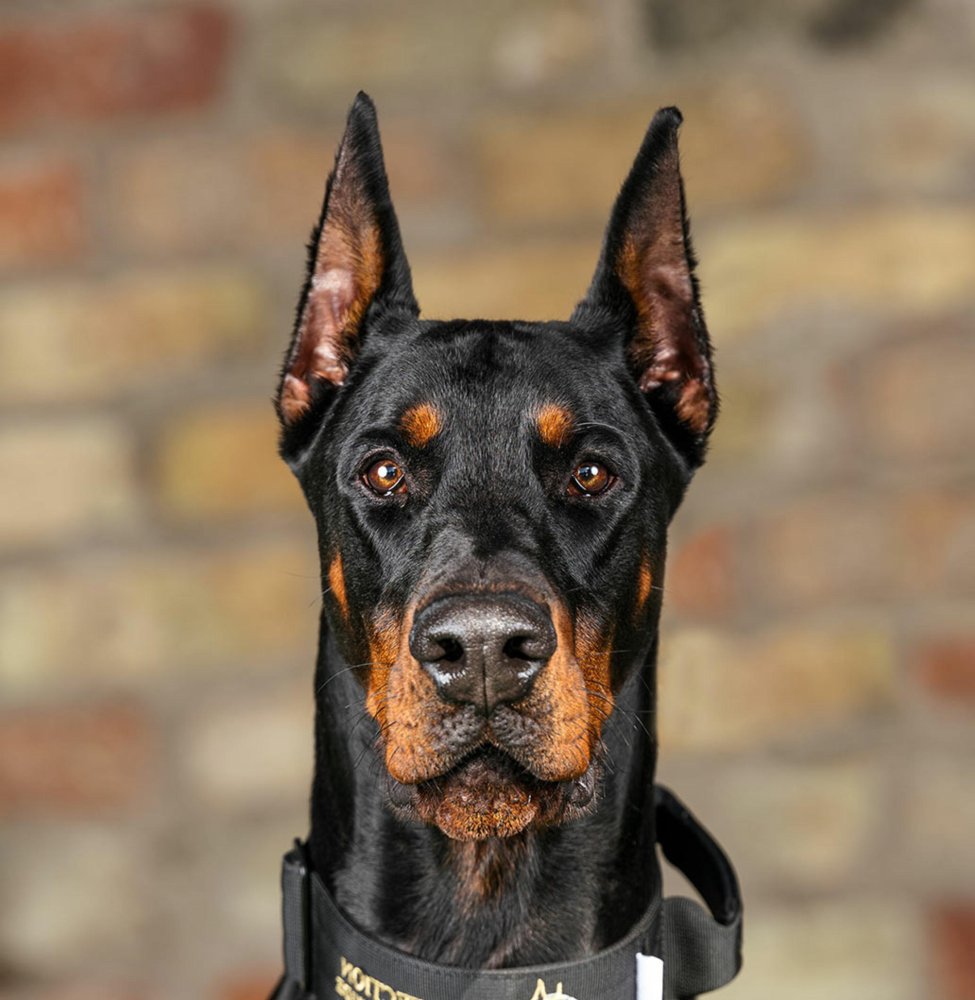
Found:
[275,92,417,457]
[573,107,716,468]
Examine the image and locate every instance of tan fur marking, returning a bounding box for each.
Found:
[327,553,348,620]
[635,557,653,619]
[536,403,574,448]
[400,402,443,448]
[574,609,615,737]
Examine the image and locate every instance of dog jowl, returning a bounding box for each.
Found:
[275,93,716,846]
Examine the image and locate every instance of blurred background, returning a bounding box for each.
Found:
[0,0,973,998]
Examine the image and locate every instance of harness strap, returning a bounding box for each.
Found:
[655,787,743,999]
[279,839,310,995]
[270,785,741,1000]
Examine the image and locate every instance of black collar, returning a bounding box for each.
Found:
[270,786,742,1000]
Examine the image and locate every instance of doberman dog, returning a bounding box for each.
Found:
[273,92,718,975]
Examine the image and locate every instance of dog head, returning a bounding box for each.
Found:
[275,93,716,842]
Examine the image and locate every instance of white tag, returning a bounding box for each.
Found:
[636,953,664,1000]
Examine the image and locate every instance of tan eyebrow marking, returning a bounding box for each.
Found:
[536,403,574,448]
[400,402,443,448]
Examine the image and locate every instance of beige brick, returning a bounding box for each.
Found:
[658,624,895,752]
[701,207,975,340]
[248,125,458,248]
[108,125,458,257]
[708,759,882,890]
[260,2,605,105]
[721,489,972,615]
[853,322,975,461]
[414,239,596,321]
[154,400,302,522]
[859,73,975,194]
[476,81,809,227]
[0,824,149,975]
[0,540,319,691]
[0,268,268,404]
[721,900,919,1000]
[906,753,975,891]
[897,488,975,595]
[245,131,336,251]
[108,136,249,255]
[183,683,312,809]
[0,419,139,550]
[162,819,303,994]
[753,493,895,609]
[704,370,777,466]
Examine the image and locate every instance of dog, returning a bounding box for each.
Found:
[272,91,718,976]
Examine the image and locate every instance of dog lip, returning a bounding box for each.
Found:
[566,769,595,807]
[385,773,416,808]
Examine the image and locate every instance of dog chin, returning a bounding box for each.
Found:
[387,748,597,841]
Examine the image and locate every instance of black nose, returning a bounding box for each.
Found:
[409,595,556,714]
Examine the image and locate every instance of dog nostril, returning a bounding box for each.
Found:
[503,635,539,661]
[435,636,464,663]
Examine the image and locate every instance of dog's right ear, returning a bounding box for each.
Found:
[275,92,417,463]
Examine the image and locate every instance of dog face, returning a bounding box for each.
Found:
[275,94,716,842]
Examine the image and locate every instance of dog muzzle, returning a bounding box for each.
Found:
[267,786,742,1000]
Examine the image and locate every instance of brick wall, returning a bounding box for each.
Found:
[0,1,972,998]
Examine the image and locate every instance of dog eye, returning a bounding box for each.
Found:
[364,458,407,496]
[569,462,613,497]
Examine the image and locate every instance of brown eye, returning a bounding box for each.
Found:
[569,462,613,497]
[364,458,406,496]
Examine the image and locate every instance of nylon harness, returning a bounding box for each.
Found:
[269,785,742,1000]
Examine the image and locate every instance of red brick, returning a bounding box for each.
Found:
[667,526,735,617]
[932,905,975,1000]
[917,638,975,705]
[0,7,231,132]
[0,703,152,817]
[215,969,280,1000]
[0,158,84,268]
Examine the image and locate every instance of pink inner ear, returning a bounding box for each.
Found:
[280,268,358,421]
[625,258,712,435]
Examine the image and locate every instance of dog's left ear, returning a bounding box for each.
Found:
[275,92,417,460]
[573,107,716,468]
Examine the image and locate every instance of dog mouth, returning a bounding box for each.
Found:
[385,746,598,841]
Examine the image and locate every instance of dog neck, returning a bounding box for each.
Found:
[307,624,660,967]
